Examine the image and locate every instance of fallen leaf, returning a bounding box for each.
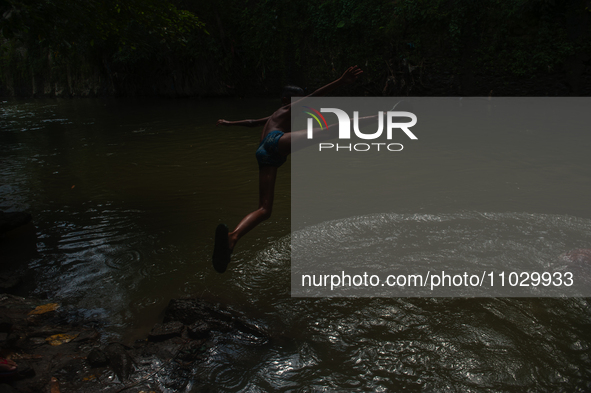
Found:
[71,185,75,189]
[45,333,79,346]
[82,375,97,381]
[50,377,60,393]
[28,303,59,315]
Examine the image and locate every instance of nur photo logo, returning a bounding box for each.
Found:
[302,101,418,152]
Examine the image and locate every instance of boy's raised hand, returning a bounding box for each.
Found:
[340,65,363,84]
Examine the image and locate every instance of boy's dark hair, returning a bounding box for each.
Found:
[282,85,304,99]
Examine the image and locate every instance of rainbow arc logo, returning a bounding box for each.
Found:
[302,106,328,130]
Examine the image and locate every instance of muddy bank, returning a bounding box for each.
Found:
[0,296,271,392]
[0,212,270,392]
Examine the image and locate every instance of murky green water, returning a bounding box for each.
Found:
[0,97,289,332]
[1,98,591,391]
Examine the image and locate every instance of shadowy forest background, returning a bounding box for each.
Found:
[1,0,590,97]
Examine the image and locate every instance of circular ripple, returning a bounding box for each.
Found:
[105,249,141,270]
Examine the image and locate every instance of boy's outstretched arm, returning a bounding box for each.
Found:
[216,117,270,127]
[309,66,362,97]
[290,66,362,107]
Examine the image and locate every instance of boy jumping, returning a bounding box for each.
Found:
[213,66,363,273]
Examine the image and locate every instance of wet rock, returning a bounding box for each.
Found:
[25,337,46,348]
[187,321,210,339]
[1,293,277,391]
[0,295,109,391]
[135,336,186,361]
[148,321,184,342]
[164,298,231,326]
[87,348,109,368]
[73,329,100,343]
[14,335,46,350]
[164,298,268,339]
[104,343,134,382]
[176,339,207,362]
[55,358,87,382]
[233,319,269,339]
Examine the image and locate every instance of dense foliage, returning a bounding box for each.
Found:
[0,0,589,96]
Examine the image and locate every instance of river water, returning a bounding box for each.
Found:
[1,98,591,391]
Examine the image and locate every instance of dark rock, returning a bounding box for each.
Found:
[176,339,207,362]
[15,362,35,379]
[0,384,19,393]
[0,316,12,332]
[87,348,109,368]
[165,299,240,333]
[164,299,269,341]
[55,358,87,382]
[16,337,46,350]
[148,321,184,342]
[0,212,32,234]
[0,275,23,294]
[135,336,186,360]
[29,337,46,346]
[5,333,18,348]
[104,343,134,382]
[26,327,66,338]
[10,377,46,393]
[233,319,269,339]
[0,215,37,287]
[73,329,99,343]
[187,321,210,339]
[164,299,232,326]
[5,360,38,393]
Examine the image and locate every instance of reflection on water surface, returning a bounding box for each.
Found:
[1,98,590,391]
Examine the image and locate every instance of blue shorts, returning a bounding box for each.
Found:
[256,130,286,168]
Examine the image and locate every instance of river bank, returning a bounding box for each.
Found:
[1,293,269,392]
[0,213,270,392]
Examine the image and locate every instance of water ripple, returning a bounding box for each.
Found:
[217,212,591,391]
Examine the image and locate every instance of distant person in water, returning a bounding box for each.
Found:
[212,66,363,273]
[561,248,591,265]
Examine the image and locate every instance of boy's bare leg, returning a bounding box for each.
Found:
[277,127,328,155]
[228,165,279,250]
